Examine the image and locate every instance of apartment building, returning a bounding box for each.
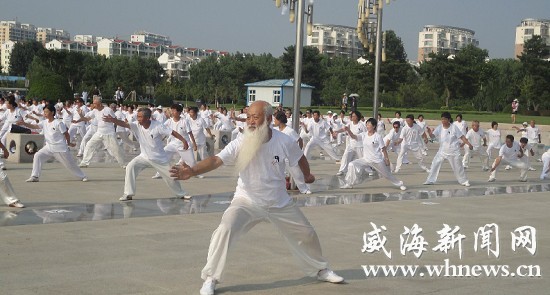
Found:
[36,27,70,44]
[131,31,172,46]
[514,18,550,59]
[306,24,363,59]
[417,25,479,61]
[0,20,37,43]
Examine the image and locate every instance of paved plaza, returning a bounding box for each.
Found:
[1,120,549,295]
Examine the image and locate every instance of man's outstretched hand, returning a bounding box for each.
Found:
[170,163,193,180]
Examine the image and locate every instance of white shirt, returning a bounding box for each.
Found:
[499,142,522,162]
[188,116,209,145]
[346,121,366,148]
[399,123,424,151]
[215,113,234,131]
[164,118,191,146]
[277,125,300,142]
[307,119,331,142]
[453,120,468,135]
[153,111,166,123]
[1,108,24,131]
[217,129,303,208]
[376,120,385,136]
[432,124,464,156]
[391,118,405,127]
[486,129,502,148]
[525,126,540,143]
[359,132,385,163]
[39,119,69,152]
[85,107,116,135]
[129,120,173,164]
[465,128,485,150]
[61,107,73,127]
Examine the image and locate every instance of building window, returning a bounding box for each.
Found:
[273,90,281,103]
[424,41,433,47]
[424,34,433,39]
[524,28,534,35]
[311,38,318,44]
[249,89,256,102]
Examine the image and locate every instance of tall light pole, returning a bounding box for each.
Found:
[273,0,314,133]
[357,0,392,118]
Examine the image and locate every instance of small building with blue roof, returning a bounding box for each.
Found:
[244,79,313,107]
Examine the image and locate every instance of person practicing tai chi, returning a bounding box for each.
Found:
[170,101,344,295]
[302,110,339,161]
[104,107,191,201]
[393,114,430,174]
[340,118,407,191]
[488,135,529,182]
[17,104,87,183]
[462,120,490,171]
[424,112,474,187]
[335,110,366,176]
[0,142,24,208]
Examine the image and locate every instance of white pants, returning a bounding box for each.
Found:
[124,155,186,198]
[195,144,208,161]
[540,152,550,180]
[0,170,19,205]
[490,158,528,181]
[165,142,196,167]
[287,163,310,193]
[345,158,403,187]
[338,146,362,173]
[426,152,468,185]
[201,197,328,282]
[304,138,339,160]
[68,123,86,142]
[31,145,86,179]
[486,144,501,160]
[396,146,428,172]
[117,130,137,150]
[463,147,489,169]
[79,125,97,156]
[80,133,125,166]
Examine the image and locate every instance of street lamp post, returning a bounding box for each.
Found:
[357,0,392,118]
[273,0,314,133]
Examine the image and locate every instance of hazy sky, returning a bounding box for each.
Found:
[1,0,548,60]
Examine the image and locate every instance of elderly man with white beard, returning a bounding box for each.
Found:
[170,101,344,295]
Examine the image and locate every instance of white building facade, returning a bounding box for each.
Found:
[515,18,550,59]
[417,25,479,61]
[306,24,363,59]
[131,31,172,46]
[1,40,16,73]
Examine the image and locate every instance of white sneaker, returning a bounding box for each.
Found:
[8,201,25,208]
[505,165,512,170]
[317,269,344,283]
[368,172,374,176]
[82,178,88,182]
[528,167,536,171]
[335,171,344,176]
[482,167,489,171]
[78,163,88,168]
[76,154,83,157]
[463,165,469,169]
[303,190,312,194]
[152,173,161,179]
[26,176,39,182]
[340,184,353,189]
[399,185,407,191]
[181,195,192,200]
[119,195,133,201]
[200,277,216,295]
[195,175,205,179]
[461,181,471,187]
[423,181,434,185]
[487,178,496,182]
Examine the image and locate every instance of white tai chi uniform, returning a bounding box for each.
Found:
[453,120,468,155]
[485,128,502,160]
[188,116,210,161]
[384,128,409,167]
[0,170,20,206]
[462,128,489,170]
[80,106,125,167]
[78,116,98,157]
[395,123,429,173]
[231,113,247,140]
[278,126,310,193]
[303,119,339,160]
[68,105,88,142]
[338,121,366,174]
[416,120,429,152]
[30,120,86,180]
[489,141,528,181]
[344,132,404,189]
[525,125,542,159]
[124,120,187,198]
[0,108,24,146]
[115,109,137,150]
[425,124,469,185]
[163,118,195,166]
[201,130,328,282]
[540,150,550,180]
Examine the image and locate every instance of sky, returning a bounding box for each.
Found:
[1,0,549,61]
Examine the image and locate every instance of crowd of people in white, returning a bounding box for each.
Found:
[0,93,548,210]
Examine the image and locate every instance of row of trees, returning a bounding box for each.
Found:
[8,35,550,112]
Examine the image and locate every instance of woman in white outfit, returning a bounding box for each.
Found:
[335,111,366,175]
[425,112,473,186]
[17,104,87,183]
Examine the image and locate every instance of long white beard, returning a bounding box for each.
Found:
[235,122,269,173]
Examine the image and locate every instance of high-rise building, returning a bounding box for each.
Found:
[514,18,550,59]
[417,25,479,61]
[131,31,172,46]
[306,24,363,59]
[36,27,70,44]
[1,40,16,73]
[0,20,37,43]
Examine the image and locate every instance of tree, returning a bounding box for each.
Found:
[27,61,72,100]
[9,40,45,76]
[518,35,550,111]
[281,45,324,104]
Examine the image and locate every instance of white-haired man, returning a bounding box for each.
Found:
[170,101,344,295]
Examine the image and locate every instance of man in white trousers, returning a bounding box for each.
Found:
[488,135,529,182]
[340,118,407,191]
[17,104,87,183]
[303,110,339,161]
[424,112,474,187]
[393,114,430,174]
[104,108,190,201]
[77,104,97,158]
[188,106,215,162]
[540,149,550,180]
[0,142,24,208]
[77,96,126,168]
[462,120,489,171]
[170,101,344,295]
